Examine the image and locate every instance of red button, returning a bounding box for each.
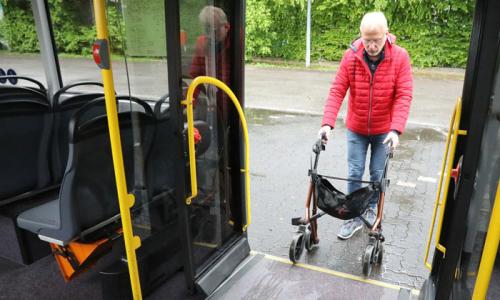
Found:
[92,43,101,65]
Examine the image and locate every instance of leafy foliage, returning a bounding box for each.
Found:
[1,0,475,67]
[0,0,39,52]
[246,0,475,67]
[1,0,124,55]
[246,0,275,56]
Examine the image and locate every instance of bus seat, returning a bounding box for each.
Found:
[52,82,105,182]
[0,77,52,203]
[17,97,156,245]
[144,96,183,231]
[150,96,177,197]
[150,94,211,197]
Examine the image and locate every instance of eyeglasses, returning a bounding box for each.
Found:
[204,24,226,35]
[362,37,385,46]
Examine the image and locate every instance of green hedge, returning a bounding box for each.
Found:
[246,0,475,67]
[0,0,123,55]
[1,0,474,67]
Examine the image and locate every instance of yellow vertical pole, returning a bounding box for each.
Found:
[92,1,142,299]
[472,181,500,300]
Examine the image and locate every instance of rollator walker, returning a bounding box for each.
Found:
[289,138,393,276]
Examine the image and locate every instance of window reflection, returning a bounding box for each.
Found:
[181,2,238,271]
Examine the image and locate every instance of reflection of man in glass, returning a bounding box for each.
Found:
[188,5,235,246]
[189,5,231,90]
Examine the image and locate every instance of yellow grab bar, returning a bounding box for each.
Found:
[182,76,251,231]
[93,1,142,299]
[472,180,500,300]
[424,97,467,270]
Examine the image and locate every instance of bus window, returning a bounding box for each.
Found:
[117,0,169,100]
[47,0,98,91]
[49,0,170,99]
[0,0,46,87]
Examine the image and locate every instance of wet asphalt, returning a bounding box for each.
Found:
[246,109,448,291]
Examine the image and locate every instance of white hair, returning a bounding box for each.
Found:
[199,5,227,28]
[360,12,388,33]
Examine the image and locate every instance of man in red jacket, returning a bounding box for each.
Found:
[318,12,413,240]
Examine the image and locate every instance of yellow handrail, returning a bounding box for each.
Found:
[182,76,251,231]
[472,180,500,300]
[92,1,142,299]
[424,97,467,270]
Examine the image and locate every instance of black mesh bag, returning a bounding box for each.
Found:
[313,174,380,220]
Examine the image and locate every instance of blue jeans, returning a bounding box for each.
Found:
[347,129,389,208]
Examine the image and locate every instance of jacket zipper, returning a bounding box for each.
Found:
[363,58,386,135]
[368,75,373,135]
[360,56,386,135]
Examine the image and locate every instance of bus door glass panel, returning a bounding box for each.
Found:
[109,1,182,294]
[180,0,239,271]
[0,1,46,87]
[459,60,500,299]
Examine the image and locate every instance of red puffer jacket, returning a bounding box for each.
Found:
[321,33,413,135]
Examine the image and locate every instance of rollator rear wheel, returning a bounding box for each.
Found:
[362,244,374,276]
[289,233,305,263]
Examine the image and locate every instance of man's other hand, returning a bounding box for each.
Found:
[383,131,399,149]
[318,126,332,144]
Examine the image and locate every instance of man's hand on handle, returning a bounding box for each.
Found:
[383,131,399,149]
[318,125,332,144]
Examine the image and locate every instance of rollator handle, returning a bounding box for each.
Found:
[313,138,325,154]
[386,140,394,159]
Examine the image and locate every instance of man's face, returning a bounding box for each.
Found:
[216,23,230,42]
[361,27,386,57]
[206,22,230,42]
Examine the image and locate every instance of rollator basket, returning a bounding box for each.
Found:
[313,174,380,220]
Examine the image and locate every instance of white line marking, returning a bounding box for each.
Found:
[417,176,437,183]
[396,181,417,188]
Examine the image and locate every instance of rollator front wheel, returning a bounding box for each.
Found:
[289,233,305,263]
[304,229,314,252]
[375,243,384,264]
[362,244,374,276]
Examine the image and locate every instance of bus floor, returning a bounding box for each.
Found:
[207,252,418,300]
[0,253,202,300]
[0,249,419,299]
[2,246,497,299]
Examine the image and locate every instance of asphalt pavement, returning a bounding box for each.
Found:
[246,110,447,291]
